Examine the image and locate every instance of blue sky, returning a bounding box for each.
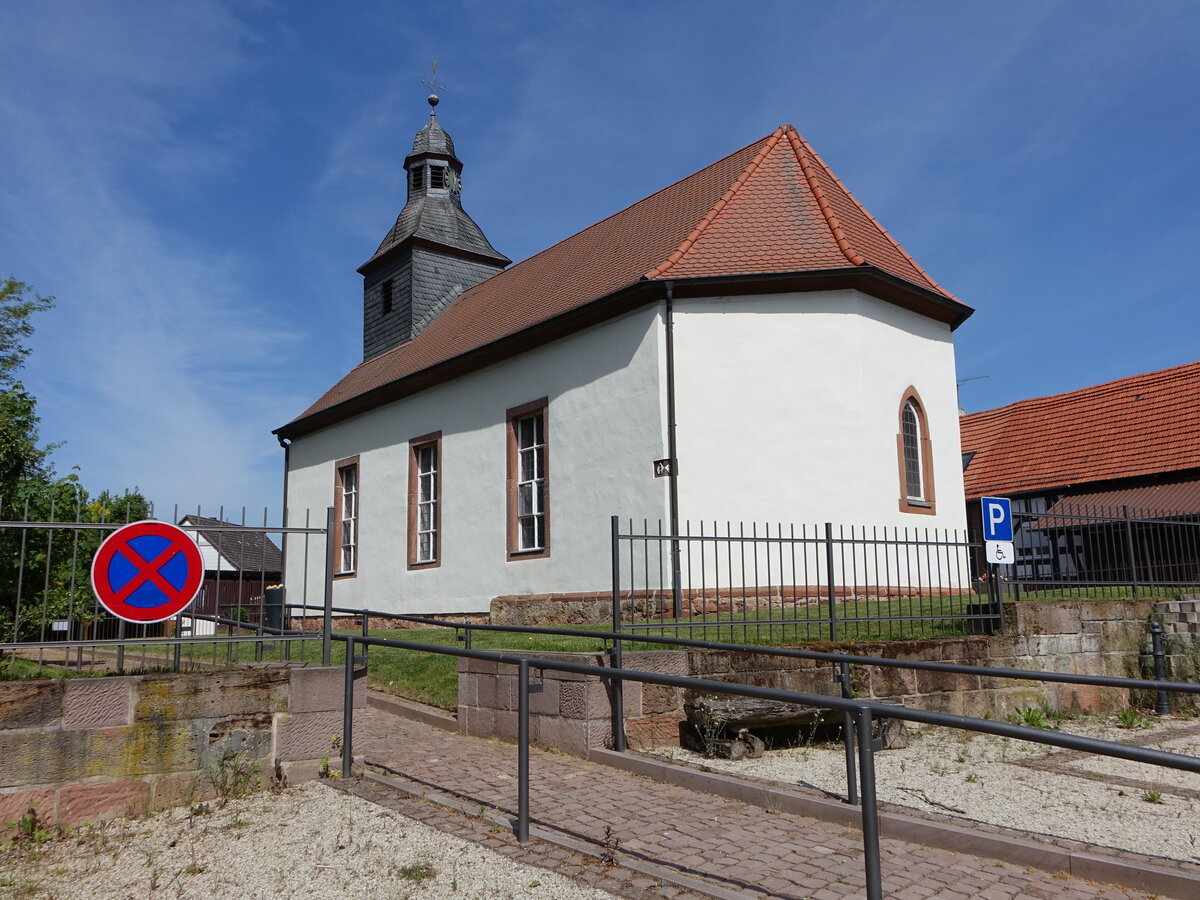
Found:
[2,1,1198,519]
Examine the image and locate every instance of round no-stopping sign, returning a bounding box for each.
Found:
[91,521,204,623]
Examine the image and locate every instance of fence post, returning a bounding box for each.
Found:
[987,562,999,634]
[1123,505,1139,600]
[610,516,626,752]
[172,617,183,672]
[342,637,355,778]
[361,614,369,669]
[1150,621,1172,715]
[856,706,884,900]
[323,505,336,666]
[825,523,838,642]
[517,658,531,843]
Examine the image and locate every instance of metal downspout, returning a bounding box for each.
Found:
[664,281,682,617]
[277,435,291,614]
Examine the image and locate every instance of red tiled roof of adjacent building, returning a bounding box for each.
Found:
[959,361,1200,500]
[280,125,968,437]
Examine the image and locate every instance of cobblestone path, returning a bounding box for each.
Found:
[346,707,1157,899]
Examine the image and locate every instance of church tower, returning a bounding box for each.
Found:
[358,93,510,361]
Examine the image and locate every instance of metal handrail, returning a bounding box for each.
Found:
[331,630,1200,900]
[284,602,1200,697]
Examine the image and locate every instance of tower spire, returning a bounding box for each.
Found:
[421,60,447,115]
[356,78,509,361]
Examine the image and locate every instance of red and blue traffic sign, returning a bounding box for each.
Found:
[90,520,204,623]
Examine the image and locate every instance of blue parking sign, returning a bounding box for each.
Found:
[981,497,1013,542]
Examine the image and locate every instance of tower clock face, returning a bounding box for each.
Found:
[447,168,461,193]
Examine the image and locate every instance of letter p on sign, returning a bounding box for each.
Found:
[981,497,1013,543]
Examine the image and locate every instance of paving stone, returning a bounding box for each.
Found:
[346,707,1163,899]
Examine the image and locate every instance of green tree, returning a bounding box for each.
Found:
[0,278,55,509]
[0,278,152,641]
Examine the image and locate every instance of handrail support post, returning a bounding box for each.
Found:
[342,637,355,778]
[517,658,531,842]
[1151,621,1172,715]
[856,706,884,900]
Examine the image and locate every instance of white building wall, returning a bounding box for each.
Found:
[671,290,967,533]
[284,306,668,614]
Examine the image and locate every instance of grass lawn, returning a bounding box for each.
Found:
[2,583,1179,705]
[1004,584,1182,602]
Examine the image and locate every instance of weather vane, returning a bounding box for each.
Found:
[421,60,447,96]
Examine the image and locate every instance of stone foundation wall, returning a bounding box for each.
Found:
[490,587,937,626]
[0,665,364,833]
[460,599,1200,757]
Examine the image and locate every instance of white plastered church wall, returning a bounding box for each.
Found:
[670,289,967,532]
[283,305,668,614]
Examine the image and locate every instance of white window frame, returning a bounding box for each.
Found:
[416,443,438,563]
[902,401,923,501]
[516,412,546,551]
[336,460,358,575]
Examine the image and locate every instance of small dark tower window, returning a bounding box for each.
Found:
[381,278,394,314]
[410,166,425,191]
[429,166,446,189]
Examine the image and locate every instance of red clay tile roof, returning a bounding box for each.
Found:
[960,362,1200,500]
[281,125,966,437]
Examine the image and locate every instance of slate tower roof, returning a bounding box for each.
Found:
[280,123,970,439]
[358,94,510,361]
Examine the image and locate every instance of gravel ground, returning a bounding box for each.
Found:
[0,781,620,900]
[648,712,1200,864]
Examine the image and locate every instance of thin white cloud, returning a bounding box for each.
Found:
[0,1,298,517]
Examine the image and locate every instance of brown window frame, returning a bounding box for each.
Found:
[896,388,936,516]
[506,398,550,561]
[407,431,442,570]
[334,456,360,577]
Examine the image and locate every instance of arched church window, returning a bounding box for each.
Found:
[897,389,935,515]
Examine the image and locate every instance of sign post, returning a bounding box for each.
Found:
[91,521,204,624]
[979,497,1014,632]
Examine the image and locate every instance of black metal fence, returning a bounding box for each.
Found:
[1005,502,1200,600]
[0,501,332,675]
[611,516,995,642]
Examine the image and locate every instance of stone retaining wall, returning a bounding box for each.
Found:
[0,665,364,832]
[460,599,1200,757]
[491,587,937,627]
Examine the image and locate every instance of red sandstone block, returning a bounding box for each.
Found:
[289,667,364,713]
[533,716,588,756]
[559,682,588,720]
[586,720,613,751]
[136,670,289,721]
[0,787,56,836]
[58,780,149,826]
[624,716,685,750]
[64,678,131,729]
[493,710,518,742]
[279,759,324,785]
[274,711,344,762]
[458,673,478,707]
[623,651,687,676]
[0,680,63,729]
[619,681,643,719]
[528,679,560,716]
[464,706,494,737]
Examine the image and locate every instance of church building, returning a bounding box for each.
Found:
[275,96,973,614]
